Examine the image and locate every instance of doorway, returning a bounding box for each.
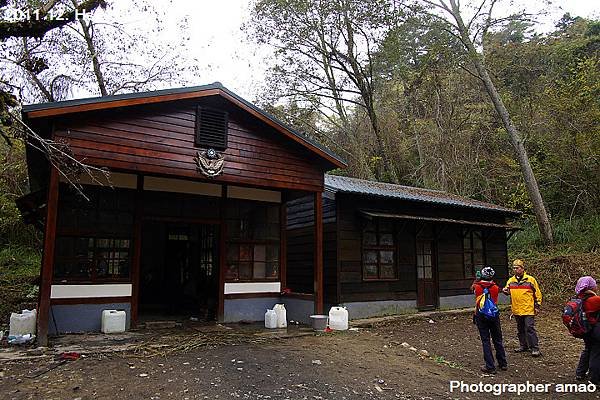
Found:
[416,239,438,310]
[139,221,219,321]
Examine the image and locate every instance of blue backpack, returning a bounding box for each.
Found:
[477,286,499,319]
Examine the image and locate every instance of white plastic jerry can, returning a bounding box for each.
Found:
[9,309,37,337]
[328,306,348,331]
[273,304,287,328]
[265,309,278,329]
[101,310,126,333]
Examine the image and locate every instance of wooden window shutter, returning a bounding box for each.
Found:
[195,106,228,150]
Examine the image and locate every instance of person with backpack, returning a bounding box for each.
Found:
[502,259,542,356]
[473,266,507,374]
[570,276,600,383]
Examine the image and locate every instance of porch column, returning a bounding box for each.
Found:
[37,166,59,346]
[217,185,227,321]
[130,175,144,327]
[314,191,323,314]
[279,199,287,290]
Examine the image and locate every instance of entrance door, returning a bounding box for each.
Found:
[416,239,437,309]
[139,222,218,320]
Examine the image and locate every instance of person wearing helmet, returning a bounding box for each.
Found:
[473,266,507,374]
[502,259,542,357]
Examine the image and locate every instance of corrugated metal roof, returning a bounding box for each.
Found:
[360,211,520,229]
[22,82,347,168]
[325,174,519,215]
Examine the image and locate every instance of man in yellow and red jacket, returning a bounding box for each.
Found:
[502,259,542,357]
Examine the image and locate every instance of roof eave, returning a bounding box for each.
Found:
[328,187,520,216]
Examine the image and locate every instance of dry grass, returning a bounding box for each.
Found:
[526,252,600,302]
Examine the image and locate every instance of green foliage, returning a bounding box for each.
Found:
[0,246,40,281]
[0,245,40,327]
[0,140,40,247]
[509,216,600,257]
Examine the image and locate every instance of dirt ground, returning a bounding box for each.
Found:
[0,305,598,400]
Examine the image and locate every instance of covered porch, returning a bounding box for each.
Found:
[39,173,327,337]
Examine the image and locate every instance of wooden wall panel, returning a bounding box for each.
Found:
[53,101,326,192]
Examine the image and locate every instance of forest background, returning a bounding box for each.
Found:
[0,0,599,319]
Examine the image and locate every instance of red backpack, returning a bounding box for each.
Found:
[563,297,592,338]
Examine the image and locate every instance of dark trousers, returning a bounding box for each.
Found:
[475,315,507,370]
[584,325,600,384]
[577,342,590,378]
[515,315,539,351]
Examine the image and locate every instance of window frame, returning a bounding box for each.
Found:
[361,218,398,281]
[225,201,280,283]
[416,239,434,280]
[53,235,132,284]
[462,228,485,278]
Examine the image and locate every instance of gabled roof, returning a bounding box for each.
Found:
[22,82,346,169]
[325,174,519,215]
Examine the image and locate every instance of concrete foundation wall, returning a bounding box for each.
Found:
[281,298,314,324]
[439,294,473,309]
[49,303,131,335]
[342,300,417,320]
[439,293,510,309]
[223,298,280,323]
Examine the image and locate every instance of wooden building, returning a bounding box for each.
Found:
[286,175,519,318]
[20,83,519,345]
[20,83,346,345]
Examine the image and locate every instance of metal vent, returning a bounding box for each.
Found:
[195,106,228,150]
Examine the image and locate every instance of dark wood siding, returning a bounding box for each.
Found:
[53,100,325,192]
[437,225,470,297]
[285,196,337,303]
[338,197,416,302]
[336,194,510,303]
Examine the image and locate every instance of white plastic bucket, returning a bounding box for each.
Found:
[328,306,348,331]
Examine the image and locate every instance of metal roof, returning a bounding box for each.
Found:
[325,174,519,215]
[359,211,520,229]
[22,82,347,168]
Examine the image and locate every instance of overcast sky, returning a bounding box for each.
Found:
[101,0,599,101]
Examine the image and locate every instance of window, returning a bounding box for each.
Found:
[463,229,484,277]
[416,240,433,279]
[195,106,228,149]
[362,219,397,280]
[54,236,131,282]
[225,200,280,281]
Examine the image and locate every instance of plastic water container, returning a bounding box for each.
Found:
[9,309,37,336]
[273,304,287,328]
[101,310,126,333]
[265,309,278,329]
[328,306,348,331]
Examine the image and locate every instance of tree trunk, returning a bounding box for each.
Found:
[341,9,399,183]
[449,0,553,244]
[21,38,54,102]
[317,25,375,180]
[78,17,107,96]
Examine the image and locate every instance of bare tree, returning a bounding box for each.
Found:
[248,0,405,182]
[419,0,554,244]
[1,0,198,193]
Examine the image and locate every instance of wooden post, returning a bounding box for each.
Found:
[217,185,227,321]
[279,199,287,290]
[37,166,59,346]
[130,175,144,328]
[314,191,323,314]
